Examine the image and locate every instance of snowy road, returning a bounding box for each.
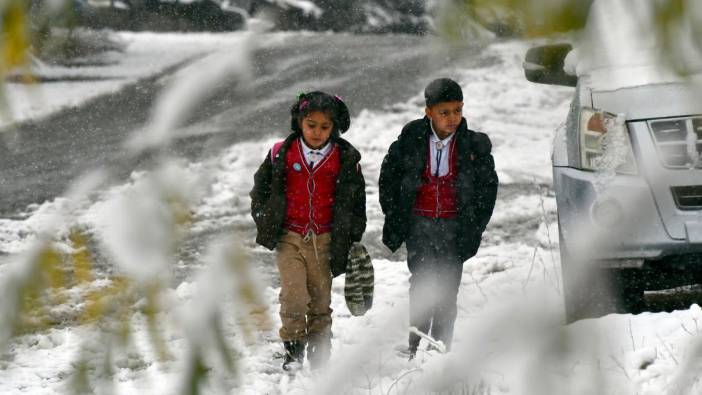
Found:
[2,32,702,394]
[0,33,473,217]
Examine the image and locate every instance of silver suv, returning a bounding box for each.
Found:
[523,4,702,322]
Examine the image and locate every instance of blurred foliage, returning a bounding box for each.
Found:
[183,353,210,395]
[433,1,496,43]
[0,3,267,395]
[1,0,30,73]
[70,230,94,285]
[653,0,702,75]
[435,0,590,40]
[1,0,73,74]
[443,0,702,42]
[168,194,193,227]
[0,1,123,76]
[14,230,116,335]
[3,221,266,393]
[144,282,173,361]
[438,0,702,77]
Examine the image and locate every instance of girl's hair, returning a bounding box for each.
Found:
[290,91,351,136]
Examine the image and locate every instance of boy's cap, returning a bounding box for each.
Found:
[424,78,463,107]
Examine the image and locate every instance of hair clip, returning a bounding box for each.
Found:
[334,94,343,102]
[299,100,309,111]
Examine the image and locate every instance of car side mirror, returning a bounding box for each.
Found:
[523,44,578,87]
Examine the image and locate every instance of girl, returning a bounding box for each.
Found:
[250,92,366,370]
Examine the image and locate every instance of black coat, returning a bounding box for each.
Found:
[379,116,498,262]
[250,132,367,277]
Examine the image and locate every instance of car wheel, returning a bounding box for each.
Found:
[559,229,645,323]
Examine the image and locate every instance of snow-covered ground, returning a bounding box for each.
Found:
[1,32,700,394]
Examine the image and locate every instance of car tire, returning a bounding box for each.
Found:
[613,269,646,314]
[559,228,645,323]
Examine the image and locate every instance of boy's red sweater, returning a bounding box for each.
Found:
[413,138,459,219]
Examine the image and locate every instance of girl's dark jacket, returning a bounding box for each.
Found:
[379,116,498,262]
[250,132,367,277]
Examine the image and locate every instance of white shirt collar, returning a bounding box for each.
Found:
[300,138,332,155]
[300,138,333,168]
[429,121,455,147]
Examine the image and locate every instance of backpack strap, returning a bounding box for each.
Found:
[270,140,285,163]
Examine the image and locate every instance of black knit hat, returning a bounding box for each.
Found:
[290,91,351,135]
[424,78,463,107]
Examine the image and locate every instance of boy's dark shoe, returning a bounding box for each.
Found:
[282,340,305,371]
[394,344,417,361]
[307,333,331,370]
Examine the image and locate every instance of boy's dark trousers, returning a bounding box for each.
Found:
[406,215,464,351]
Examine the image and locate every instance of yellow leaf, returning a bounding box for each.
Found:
[2,1,30,72]
[70,230,94,285]
[81,276,131,323]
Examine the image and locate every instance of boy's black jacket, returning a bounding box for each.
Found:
[250,132,367,277]
[379,116,498,261]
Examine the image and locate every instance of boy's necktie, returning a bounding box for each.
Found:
[435,141,444,177]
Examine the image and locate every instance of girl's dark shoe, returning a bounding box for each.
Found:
[282,340,305,371]
[394,344,417,360]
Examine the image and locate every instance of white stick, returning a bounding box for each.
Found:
[409,327,446,353]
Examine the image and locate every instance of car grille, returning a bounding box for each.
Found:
[672,185,702,210]
[649,117,702,167]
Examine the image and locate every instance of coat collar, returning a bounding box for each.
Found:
[280,132,360,165]
[421,116,469,138]
[419,117,473,170]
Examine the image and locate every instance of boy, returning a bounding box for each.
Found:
[379,78,498,358]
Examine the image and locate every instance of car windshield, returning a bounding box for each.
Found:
[566,0,702,90]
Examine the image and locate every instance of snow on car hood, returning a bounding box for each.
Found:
[590,81,702,120]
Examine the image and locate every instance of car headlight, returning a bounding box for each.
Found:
[579,108,637,175]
